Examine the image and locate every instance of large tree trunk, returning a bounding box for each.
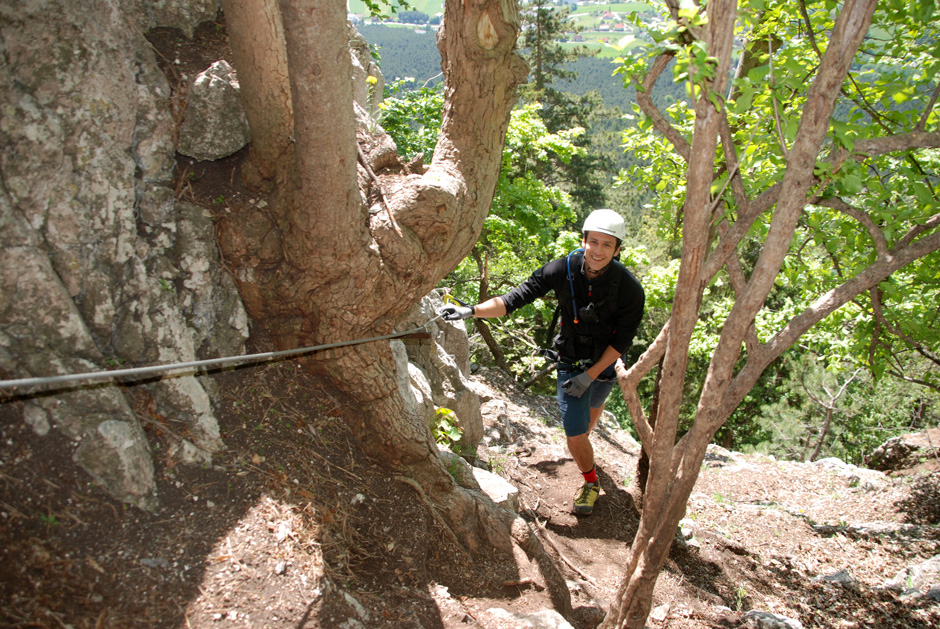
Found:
[216,0,534,553]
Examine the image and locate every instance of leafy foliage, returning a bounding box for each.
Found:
[450,103,587,381]
[378,80,443,159]
[519,0,610,217]
[371,0,940,456]
[748,354,939,465]
[356,0,413,20]
[432,407,463,447]
[612,0,940,448]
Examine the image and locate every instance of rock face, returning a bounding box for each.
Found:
[348,23,384,116]
[867,429,940,472]
[0,1,248,509]
[394,291,485,455]
[141,0,218,38]
[0,0,448,512]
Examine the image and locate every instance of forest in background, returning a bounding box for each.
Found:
[359,2,940,469]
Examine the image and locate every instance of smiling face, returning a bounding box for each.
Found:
[582,230,621,275]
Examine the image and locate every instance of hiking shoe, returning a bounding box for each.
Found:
[573,482,600,515]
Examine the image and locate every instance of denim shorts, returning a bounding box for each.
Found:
[556,362,618,437]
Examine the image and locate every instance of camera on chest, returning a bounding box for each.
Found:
[578,302,600,324]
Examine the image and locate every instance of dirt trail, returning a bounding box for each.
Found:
[2,362,939,628]
[468,366,940,628]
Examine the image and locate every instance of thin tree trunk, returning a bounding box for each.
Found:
[632,356,663,500]
[605,2,881,627]
[809,408,833,462]
[800,430,814,462]
[603,0,738,626]
[472,248,511,372]
[219,0,292,186]
[476,320,511,372]
[522,364,554,389]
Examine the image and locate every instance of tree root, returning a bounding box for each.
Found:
[397,474,573,619]
[528,515,597,586]
[394,475,470,558]
[509,516,573,618]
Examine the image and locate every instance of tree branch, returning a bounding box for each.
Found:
[896,211,940,251]
[871,286,940,367]
[767,35,790,158]
[798,0,822,58]
[718,111,750,211]
[887,370,940,392]
[634,52,691,162]
[830,130,940,173]
[716,224,761,354]
[719,226,940,421]
[917,83,940,132]
[816,197,889,260]
[616,183,775,415]
[690,0,881,440]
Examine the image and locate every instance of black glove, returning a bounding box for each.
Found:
[440,305,475,321]
[562,372,594,398]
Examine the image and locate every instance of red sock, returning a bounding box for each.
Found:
[582,465,598,485]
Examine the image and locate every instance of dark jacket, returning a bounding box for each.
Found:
[500,250,645,363]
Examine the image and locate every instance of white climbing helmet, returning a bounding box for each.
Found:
[582,209,626,242]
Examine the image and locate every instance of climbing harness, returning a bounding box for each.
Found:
[567,248,584,324]
[546,248,626,365]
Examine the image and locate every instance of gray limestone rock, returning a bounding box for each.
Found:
[74,420,157,511]
[349,23,384,117]
[472,467,520,512]
[743,610,804,629]
[142,0,218,38]
[868,430,940,472]
[178,60,251,161]
[0,0,248,508]
[397,292,484,455]
[886,554,940,592]
[482,608,573,629]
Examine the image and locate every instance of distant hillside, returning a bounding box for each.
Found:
[351,1,659,58]
[359,25,685,111]
[360,25,631,97]
[561,56,635,107]
[358,25,443,87]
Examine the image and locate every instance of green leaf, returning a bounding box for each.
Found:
[709,90,723,112]
[746,65,770,82]
[839,172,863,194]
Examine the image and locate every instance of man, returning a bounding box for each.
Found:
[441,209,644,515]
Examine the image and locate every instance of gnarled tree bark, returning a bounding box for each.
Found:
[215,0,574,615]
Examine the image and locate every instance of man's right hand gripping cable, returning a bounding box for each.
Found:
[440,305,475,321]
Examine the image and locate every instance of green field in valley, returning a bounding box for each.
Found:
[348,1,655,21]
[349,1,658,57]
[348,0,445,16]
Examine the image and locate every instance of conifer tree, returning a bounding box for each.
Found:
[518,0,610,214]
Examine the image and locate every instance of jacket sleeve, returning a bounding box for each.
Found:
[499,258,566,314]
[609,270,645,355]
